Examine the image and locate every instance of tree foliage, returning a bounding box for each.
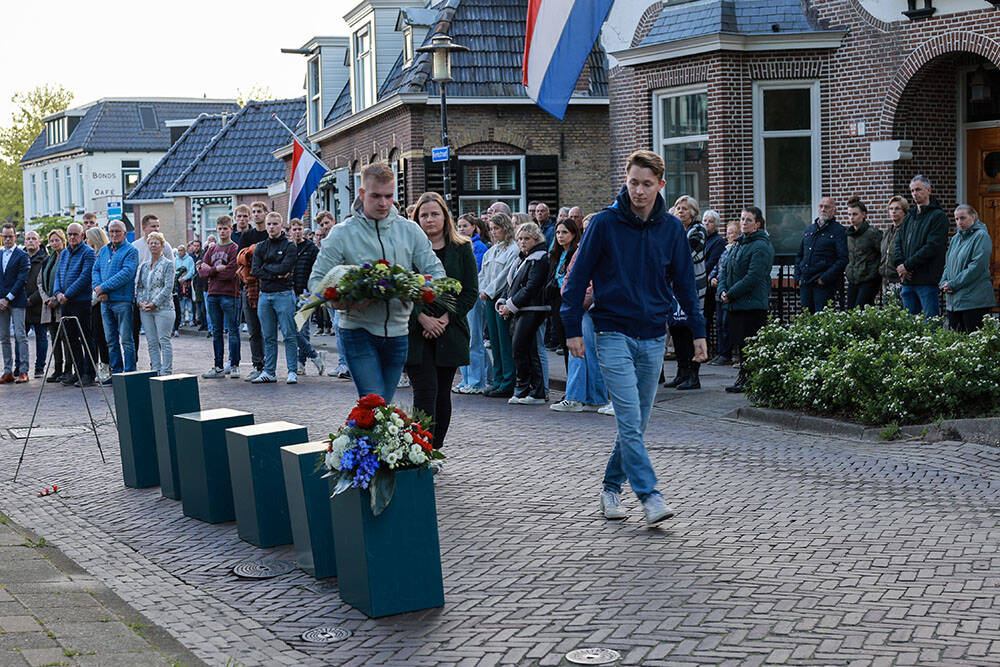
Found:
[0,84,75,224]
[236,84,275,107]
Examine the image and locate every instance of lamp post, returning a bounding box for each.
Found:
[417,34,469,209]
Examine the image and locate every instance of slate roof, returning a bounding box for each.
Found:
[640,0,830,47]
[167,98,305,194]
[324,0,609,128]
[126,114,227,202]
[21,98,238,164]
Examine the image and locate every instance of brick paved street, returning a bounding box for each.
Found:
[0,333,998,665]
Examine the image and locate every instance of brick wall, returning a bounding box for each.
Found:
[611,0,1000,235]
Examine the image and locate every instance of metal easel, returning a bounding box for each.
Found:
[12,315,117,482]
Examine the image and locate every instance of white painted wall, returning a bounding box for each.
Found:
[859,0,994,23]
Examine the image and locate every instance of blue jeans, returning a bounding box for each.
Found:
[337,326,408,402]
[101,300,135,373]
[257,291,298,375]
[800,282,836,314]
[296,317,318,364]
[331,309,346,367]
[459,298,492,389]
[900,284,941,318]
[536,320,549,394]
[565,311,607,405]
[207,294,240,369]
[594,331,664,502]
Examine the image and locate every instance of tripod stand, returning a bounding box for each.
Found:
[12,315,117,482]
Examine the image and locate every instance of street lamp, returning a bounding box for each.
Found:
[417,34,469,208]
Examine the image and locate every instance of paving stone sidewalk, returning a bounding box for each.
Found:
[0,516,203,666]
[1,334,999,665]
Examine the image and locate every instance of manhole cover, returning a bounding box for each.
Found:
[301,626,352,643]
[232,559,295,579]
[7,426,90,439]
[566,648,621,665]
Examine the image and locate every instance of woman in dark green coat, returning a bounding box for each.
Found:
[718,205,774,393]
[845,196,883,309]
[405,192,479,448]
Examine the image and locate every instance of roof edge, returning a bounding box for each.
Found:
[612,30,847,66]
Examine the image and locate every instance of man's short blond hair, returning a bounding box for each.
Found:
[234,204,250,215]
[361,161,395,187]
[82,212,97,222]
[251,201,269,212]
[265,211,283,224]
[626,150,665,181]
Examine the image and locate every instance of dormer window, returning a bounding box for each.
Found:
[403,26,414,67]
[308,56,321,133]
[46,117,68,146]
[138,106,158,131]
[353,24,373,111]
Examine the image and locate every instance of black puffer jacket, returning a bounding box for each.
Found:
[292,239,319,295]
[500,242,550,314]
[893,197,949,285]
[250,234,297,293]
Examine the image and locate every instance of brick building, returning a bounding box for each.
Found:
[605,0,1000,284]
[279,0,611,221]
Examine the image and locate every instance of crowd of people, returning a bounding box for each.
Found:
[0,155,994,525]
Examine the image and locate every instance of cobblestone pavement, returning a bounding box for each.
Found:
[0,333,998,665]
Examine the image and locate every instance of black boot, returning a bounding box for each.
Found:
[725,366,747,393]
[677,362,701,390]
[662,364,687,388]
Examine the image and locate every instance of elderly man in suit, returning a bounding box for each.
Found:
[0,223,31,383]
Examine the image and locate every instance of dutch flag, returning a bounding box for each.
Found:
[288,138,329,222]
[522,0,614,120]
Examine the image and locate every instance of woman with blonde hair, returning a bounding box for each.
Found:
[37,229,71,382]
[404,192,478,448]
[879,195,909,293]
[136,231,176,374]
[479,213,520,397]
[84,226,111,379]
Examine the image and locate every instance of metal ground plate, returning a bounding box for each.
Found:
[7,426,91,439]
[232,559,296,579]
[301,626,352,643]
[565,647,621,665]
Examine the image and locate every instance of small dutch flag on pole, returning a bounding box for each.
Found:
[272,114,329,221]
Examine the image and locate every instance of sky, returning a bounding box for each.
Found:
[0,0,357,124]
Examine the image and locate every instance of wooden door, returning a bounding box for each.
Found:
[965,127,1000,289]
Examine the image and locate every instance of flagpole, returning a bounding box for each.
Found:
[270,114,325,164]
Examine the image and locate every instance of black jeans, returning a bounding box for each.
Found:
[800,282,836,314]
[704,285,717,353]
[61,301,94,379]
[90,303,109,365]
[511,311,546,398]
[729,309,768,363]
[667,323,697,372]
[847,278,880,310]
[243,292,265,370]
[947,308,989,333]
[405,339,457,449]
[46,320,70,376]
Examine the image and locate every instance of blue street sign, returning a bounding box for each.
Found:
[107,200,123,221]
[431,146,450,163]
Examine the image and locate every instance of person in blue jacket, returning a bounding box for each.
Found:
[91,220,138,379]
[562,150,707,527]
[54,223,97,386]
[794,197,848,313]
[0,223,31,383]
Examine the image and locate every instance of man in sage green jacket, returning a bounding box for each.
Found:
[308,162,444,401]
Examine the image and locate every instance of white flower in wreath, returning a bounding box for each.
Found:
[324,450,341,471]
[408,444,427,464]
[375,410,387,421]
[385,449,401,467]
[403,432,413,444]
[387,423,399,435]
[392,414,404,427]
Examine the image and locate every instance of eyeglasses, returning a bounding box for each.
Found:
[67,232,82,237]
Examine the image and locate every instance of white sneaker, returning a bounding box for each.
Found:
[202,367,226,379]
[297,362,306,374]
[550,399,583,412]
[600,490,627,520]
[581,403,601,412]
[311,351,326,375]
[97,363,111,382]
[397,374,410,388]
[250,372,276,384]
[244,368,262,382]
[597,403,615,416]
[228,366,240,379]
[452,384,469,394]
[507,396,524,405]
[286,372,298,385]
[518,396,546,405]
[642,494,675,525]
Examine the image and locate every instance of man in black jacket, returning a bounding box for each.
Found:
[893,174,949,317]
[23,231,48,377]
[794,197,848,313]
[289,219,324,376]
[250,212,298,384]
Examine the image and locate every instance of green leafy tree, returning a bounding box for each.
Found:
[236,84,274,107]
[31,215,73,242]
[0,84,75,224]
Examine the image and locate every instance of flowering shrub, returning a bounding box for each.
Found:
[324,394,444,515]
[744,304,1000,425]
[295,260,461,329]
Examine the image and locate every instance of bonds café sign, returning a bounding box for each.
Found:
[92,170,119,198]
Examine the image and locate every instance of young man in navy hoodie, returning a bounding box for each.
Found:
[561,150,707,526]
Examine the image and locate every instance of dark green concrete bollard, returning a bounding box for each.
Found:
[149,374,201,500]
[173,408,254,523]
[330,467,444,617]
[112,371,159,488]
[225,421,308,548]
[281,442,337,578]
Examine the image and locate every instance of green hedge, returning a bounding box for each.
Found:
[744,305,1000,425]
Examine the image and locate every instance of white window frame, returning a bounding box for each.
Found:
[752,80,822,219]
[77,164,85,210]
[42,171,49,213]
[651,85,709,204]
[403,26,414,68]
[64,166,72,207]
[352,22,375,113]
[47,118,67,146]
[457,155,526,214]
[308,56,322,134]
[53,168,61,212]
[29,174,37,219]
